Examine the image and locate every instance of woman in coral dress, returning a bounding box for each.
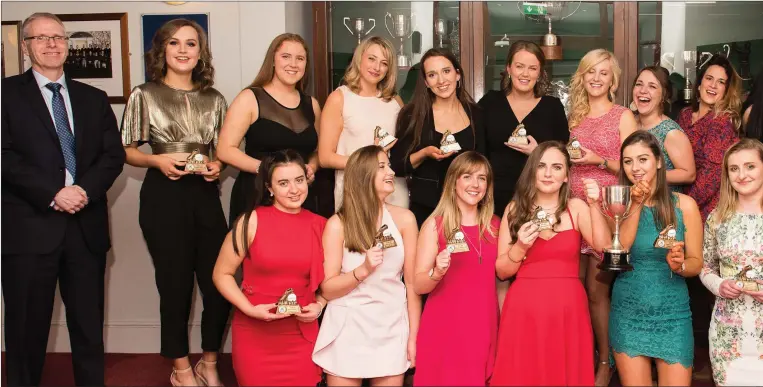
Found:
[491,141,611,386]
[413,151,500,386]
[213,150,326,386]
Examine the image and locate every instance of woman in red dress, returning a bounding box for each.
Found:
[213,149,326,386]
[491,141,611,386]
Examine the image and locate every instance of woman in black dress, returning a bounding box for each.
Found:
[478,41,569,217]
[217,33,329,222]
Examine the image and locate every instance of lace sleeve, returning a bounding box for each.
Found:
[700,211,724,296]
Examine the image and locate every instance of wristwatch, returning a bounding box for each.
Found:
[597,158,608,170]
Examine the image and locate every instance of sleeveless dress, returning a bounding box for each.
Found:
[490,209,594,386]
[414,216,500,386]
[312,206,410,378]
[609,199,694,367]
[570,105,627,256]
[701,211,763,386]
[647,118,684,193]
[231,205,326,386]
[334,85,409,210]
[229,87,322,225]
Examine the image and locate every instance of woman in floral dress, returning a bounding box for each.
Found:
[701,138,763,386]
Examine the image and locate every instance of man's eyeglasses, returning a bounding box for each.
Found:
[24,36,69,44]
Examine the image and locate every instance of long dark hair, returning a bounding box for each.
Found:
[691,54,742,132]
[232,149,307,257]
[145,19,215,90]
[743,68,763,140]
[618,131,676,229]
[505,141,571,243]
[395,48,476,162]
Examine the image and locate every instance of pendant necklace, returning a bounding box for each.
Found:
[460,227,483,264]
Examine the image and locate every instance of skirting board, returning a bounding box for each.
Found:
[2,321,233,353]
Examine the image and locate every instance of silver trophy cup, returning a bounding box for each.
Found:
[343,17,376,45]
[385,12,416,68]
[598,185,640,272]
[435,18,446,49]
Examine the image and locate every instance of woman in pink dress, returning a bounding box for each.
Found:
[567,48,637,385]
[413,151,500,386]
[492,141,611,386]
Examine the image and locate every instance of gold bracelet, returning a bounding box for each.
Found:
[352,268,362,283]
[508,254,526,264]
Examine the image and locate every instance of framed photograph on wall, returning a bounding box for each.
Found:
[141,13,210,79]
[2,20,23,78]
[57,13,131,104]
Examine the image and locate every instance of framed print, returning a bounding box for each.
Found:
[2,21,23,78]
[57,13,131,104]
[141,13,209,78]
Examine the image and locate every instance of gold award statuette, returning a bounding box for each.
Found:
[185,149,208,173]
[507,123,529,145]
[375,224,398,249]
[733,265,760,292]
[446,228,470,254]
[654,224,679,249]
[276,288,302,315]
[440,130,462,154]
[374,126,397,148]
[567,137,583,159]
[531,206,554,232]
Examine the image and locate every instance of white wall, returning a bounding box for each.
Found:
[1,0,305,353]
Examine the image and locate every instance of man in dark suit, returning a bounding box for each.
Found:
[1,12,125,386]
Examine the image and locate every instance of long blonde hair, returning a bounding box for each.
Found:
[568,49,622,130]
[338,145,386,253]
[341,36,398,102]
[430,151,496,241]
[248,33,310,93]
[712,138,763,224]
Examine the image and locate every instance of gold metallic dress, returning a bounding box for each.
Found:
[120,81,227,159]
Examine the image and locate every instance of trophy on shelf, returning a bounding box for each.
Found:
[276,288,301,315]
[653,224,679,249]
[518,1,581,60]
[185,149,207,173]
[440,130,462,153]
[566,136,582,159]
[435,18,447,49]
[446,228,469,253]
[596,185,642,272]
[385,12,417,68]
[374,224,398,249]
[374,126,396,148]
[343,17,376,45]
[507,123,529,145]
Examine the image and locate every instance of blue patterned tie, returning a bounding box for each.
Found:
[45,82,76,179]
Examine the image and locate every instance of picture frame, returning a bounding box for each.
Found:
[141,13,210,79]
[2,20,23,78]
[57,13,131,104]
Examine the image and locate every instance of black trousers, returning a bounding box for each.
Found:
[139,169,231,358]
[410,201,435,228]
[2,219,106,387]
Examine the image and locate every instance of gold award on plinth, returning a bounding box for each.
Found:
[440,130,462,154]
[722,264,760,292]
[653,224,679,249]
[567,137,583,159]
[185,149,208,173]
[446,228,470,254]
[531,206,554,231]
[507,123,529,145]
[276,288,301,315]
[375,224,398,249]
[374,126,397,148]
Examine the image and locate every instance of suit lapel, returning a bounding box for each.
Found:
[20,70,59,143]
[66,75,87,165]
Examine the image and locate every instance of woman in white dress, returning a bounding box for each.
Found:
[313,145,421,385]
[318,36,408,211]
[701,138,763,386]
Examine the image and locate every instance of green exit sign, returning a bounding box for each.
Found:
[522,2,548,16]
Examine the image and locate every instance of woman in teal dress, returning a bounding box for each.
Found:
[631,65,696,193]
[609,131,704,386]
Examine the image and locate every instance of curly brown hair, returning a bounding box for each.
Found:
[145,19,214,90]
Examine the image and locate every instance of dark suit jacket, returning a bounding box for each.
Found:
[2,69,126,255]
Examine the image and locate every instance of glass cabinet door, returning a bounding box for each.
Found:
[480,1,614,108]
[324,1,463,102]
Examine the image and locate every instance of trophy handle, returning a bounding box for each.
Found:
[407,13,417,38]
[384,12,394,38]
[619,200,644,221]
[366,18,376,35]
[342,17,355,36]
[699,52,713,69]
